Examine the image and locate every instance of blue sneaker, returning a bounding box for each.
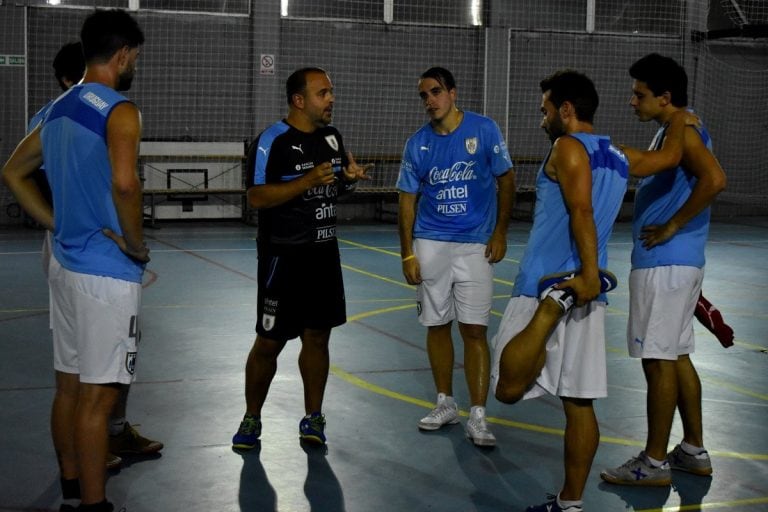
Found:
[537,268,618,312]
[299,412,326,444]
[526,494,583,512]
[232,414,261,450]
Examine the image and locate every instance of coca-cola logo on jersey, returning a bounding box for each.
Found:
[428,161,477,185]
[304,183,338,200]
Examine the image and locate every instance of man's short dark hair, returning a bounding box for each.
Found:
[52,41,85,91]
[629,53,688,107]
[420,66,457,92]
[539,70,599,123]
[80,9,144,64]
[286,67,327,105]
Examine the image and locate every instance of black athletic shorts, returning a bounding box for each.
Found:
[256,240,346,341]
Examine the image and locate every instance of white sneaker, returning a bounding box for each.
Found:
[465,409,496,447]
[418,396,459,431]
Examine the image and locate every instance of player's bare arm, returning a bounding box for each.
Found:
[550,136,600,305]
[485,168,516,263]
[397,191,422,285]
[107,101,149,262]
[1,127,52,230]
[248,161,337,210]
[640,128,726,248]
[623,110,700,178]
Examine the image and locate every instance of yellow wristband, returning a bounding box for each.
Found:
[402,254,416,262]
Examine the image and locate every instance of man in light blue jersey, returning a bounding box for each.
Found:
[490,70,691,512]
[397,67,516,447]
[27,41,163,474]
[601,54,726,487]
[3,10,146,512]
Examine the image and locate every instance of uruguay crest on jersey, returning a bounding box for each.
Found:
[262,313,275,331]
[465,137,478,155]
[325,134,339,151]
[125,352,137,375]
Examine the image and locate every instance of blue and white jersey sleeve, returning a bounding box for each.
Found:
[396,135,423,194]
[247,121,291,187]
[481,117,513,178]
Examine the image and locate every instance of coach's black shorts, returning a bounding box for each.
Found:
[256,241,346,341]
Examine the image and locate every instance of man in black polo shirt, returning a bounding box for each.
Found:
[232,67,371,448]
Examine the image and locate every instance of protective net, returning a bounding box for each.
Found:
[5,0,767,223]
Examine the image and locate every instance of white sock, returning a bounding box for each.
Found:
[646,453,666,467]
[557,493,583,510]
[109,417,127,436]
[681,440,706,455]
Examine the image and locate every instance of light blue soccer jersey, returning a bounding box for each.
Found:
[41,83,145,283]
[631,119,713,269]
[512,133,629,299]
[396,111,512,243]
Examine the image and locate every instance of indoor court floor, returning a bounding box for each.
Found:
[1,218,766,512]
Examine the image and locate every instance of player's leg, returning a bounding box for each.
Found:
[642,358,678,462]
[234,242,294,449]
[415,239,460,430]
[298,328,332,445]
[51,371,80,495]
[561,397,599,503]
[427,323,455,396]
[299,328,332,415]
[108,384,163,457]
[49,256,82,503]
[495,297,563,404]
[75,382,121,505]
[602,267,696,486]
[232,335,286,449]
[244,335,287,416]
[676,355,704,447]
[73,271,139,507]
[458,322,489,407]
[496,269,616,404]
[296,242,346,445]
[453,242,493,408]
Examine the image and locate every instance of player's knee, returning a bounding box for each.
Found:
[458,323,488,344]
[253,336,286,359]
[494,379,524,404]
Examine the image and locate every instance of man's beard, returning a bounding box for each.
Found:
[116,71,134,91]
[545,118,565,143]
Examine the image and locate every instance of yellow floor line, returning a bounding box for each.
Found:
[636,495,768,511]
[329,365,768,462]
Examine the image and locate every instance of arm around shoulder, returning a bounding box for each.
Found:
[625,110,698,178]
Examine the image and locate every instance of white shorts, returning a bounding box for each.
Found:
[627,266,703,360]
[49,255,141,384]
[491,296,607,399]
[414,239,493,326]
